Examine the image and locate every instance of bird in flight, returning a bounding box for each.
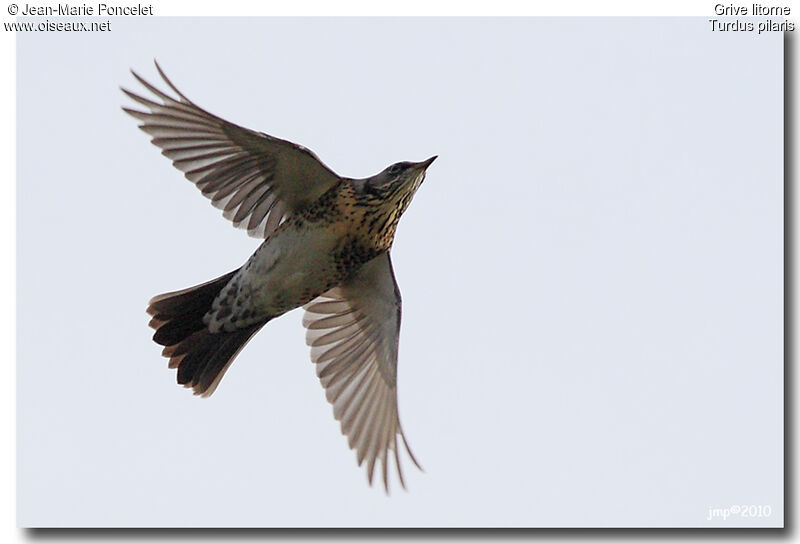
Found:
[122,61,435,491]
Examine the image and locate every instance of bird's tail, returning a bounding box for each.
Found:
[146,270,263,397]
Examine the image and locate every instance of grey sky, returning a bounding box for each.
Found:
[17,17,782,527]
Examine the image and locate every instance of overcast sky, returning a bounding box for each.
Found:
[17,17,782,527]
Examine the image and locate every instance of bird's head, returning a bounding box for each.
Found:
[360,156,437,216]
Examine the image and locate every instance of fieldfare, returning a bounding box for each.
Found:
[123,62,434,491]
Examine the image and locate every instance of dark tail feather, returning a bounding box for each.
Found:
[147,271,263,397]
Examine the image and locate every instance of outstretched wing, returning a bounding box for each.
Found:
[122,61,341,239]
[302,253,421,491]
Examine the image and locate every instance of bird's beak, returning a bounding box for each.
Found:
[417,155,437,170]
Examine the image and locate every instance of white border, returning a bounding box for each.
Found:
[2,1,796,541]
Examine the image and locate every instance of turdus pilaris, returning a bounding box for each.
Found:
[123,62,435,492]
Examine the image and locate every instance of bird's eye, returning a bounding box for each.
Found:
[388,163,403,175]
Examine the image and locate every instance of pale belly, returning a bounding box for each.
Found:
[205,223,354,332]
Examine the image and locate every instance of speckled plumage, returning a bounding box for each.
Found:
[125,61,435,492]
[205,179,410,333]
